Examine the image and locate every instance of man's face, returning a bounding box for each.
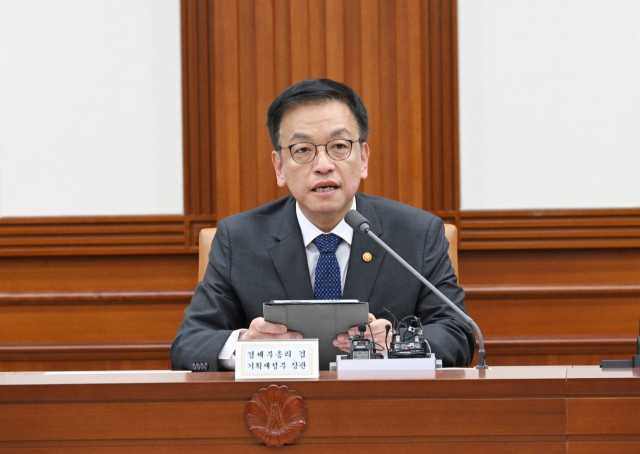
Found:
[272,101,369,232]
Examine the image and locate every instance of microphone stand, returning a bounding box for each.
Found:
[346,211,488,369]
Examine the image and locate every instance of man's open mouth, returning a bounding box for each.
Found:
[313,186,337,193]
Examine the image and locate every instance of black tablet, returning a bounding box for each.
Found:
[263,300,369,370]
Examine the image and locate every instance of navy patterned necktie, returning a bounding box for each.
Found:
[312,233,343,300]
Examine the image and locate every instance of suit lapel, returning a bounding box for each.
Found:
[343,194,386,311]
[268,199,315,300]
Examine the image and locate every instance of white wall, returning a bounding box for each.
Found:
[0,0,183,217]
[458,0,640,210]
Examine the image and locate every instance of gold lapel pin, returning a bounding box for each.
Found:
[362,252,372,262]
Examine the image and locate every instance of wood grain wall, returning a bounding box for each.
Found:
[0,0,638,371]
[183,0,460,220]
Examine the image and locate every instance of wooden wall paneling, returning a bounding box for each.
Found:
[178,0,461,220]
[449,0,460,221]
[459,249,640,287]
[0,291,192,343]
[325,0,345,81]
[0,344,172,372]
[343,0,362,94]
[482,338,637,366]
[465,286,640,338]
[0,217,188,256]
[308,0,327,77]
[213,0,241,220]
[238,0,258,212]
[289,0,310,82]
[425,0,442,212]
[0,254,195,371]
[359,0,382,197]
[236,0,284,209]
[272,0,294,201]
[0,289,190,371]
[569,444,640,454]
[254,0,279,206]
[460,209,640,250]
[0,255,197,293]
[181,0,196,215]
[439,0,457,213]
[482,348,631,367]
[180,0,219,249]
[461,248,640,365]
[182,0,215,218]
[273,0,292,98]
[418,0,433,211]
[424,0,458,220]
[378,0,399,202]
[396,0,423,209]
[273,0,292,89]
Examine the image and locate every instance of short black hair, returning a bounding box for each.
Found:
[266,78,369,150]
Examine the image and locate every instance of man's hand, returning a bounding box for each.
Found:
[238,317,302,341]
[332,313,392,353]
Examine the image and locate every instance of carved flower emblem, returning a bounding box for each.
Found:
[245,384,308,447]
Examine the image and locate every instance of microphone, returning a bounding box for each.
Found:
[408,318,422,335]
[344,210,488,369]
[347,211,370,234]
[385,324,391,352]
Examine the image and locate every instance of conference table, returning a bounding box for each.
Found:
[1,366,639,453]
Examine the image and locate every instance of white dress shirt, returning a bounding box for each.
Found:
[217,198,356,369]
[296,200,354,292]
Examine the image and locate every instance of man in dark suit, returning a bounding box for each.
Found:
[171,79,474,371]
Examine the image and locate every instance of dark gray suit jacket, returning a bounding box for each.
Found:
[170,193,475,370]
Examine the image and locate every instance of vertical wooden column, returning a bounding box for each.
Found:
[184,0,459,223]
[181,0,217,246]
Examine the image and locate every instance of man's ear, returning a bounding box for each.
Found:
[359,141,370,180]
[271,150,287,187]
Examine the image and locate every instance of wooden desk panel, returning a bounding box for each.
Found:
[3,366,639,453]
[566,367,640,453]
[0,367,569,453]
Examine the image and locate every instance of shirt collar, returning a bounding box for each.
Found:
[296,198,356,247]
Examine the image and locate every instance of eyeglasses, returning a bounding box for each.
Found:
[277,139,363,164]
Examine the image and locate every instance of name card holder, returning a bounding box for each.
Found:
[235,339,319,380]
[335,354,437,372]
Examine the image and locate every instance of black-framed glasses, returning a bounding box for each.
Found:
[277,139,363,164]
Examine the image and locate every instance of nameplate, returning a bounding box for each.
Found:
[235,339,319,380]
[335,355,437,372]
